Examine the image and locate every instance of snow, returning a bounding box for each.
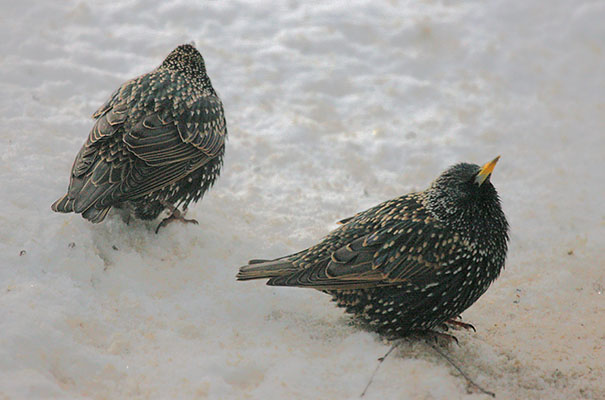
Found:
[1,0,604,399]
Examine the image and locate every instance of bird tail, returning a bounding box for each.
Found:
[51,187,112,224]
[51,194,74,213]
[51,154,117,223]
[236,258,298,281]
[81,205,111,223]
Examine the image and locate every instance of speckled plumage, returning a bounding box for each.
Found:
[238,160,509,337]
[52,44,226,223]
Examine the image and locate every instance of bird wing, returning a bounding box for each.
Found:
[63,102,129,212]
[65,92,226,214]
[116,95,225,200]
[267,217,463,290]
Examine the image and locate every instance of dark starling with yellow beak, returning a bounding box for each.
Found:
[238,157,509,337]
[52,44,226,232]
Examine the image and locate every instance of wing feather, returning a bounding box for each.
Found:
[265,197,465,290]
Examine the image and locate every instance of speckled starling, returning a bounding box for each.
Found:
[52,44,226,230]
[238,158,509,337]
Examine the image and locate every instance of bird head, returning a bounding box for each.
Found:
[425,157,505,229]
[160,44,207,76]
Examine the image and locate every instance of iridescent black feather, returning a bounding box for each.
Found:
[238,162,509,337]
[52,44,226,223]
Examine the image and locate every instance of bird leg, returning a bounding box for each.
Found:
[155,202,199,234]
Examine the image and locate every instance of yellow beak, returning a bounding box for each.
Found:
[475,156,500,186]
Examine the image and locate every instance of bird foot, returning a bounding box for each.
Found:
[411,330,459,346]
[445,319,476,332]
[155,203,198,234]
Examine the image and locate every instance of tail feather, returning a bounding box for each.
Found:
[52,191,111,223]
[73,166,113,213]
[51,166,115,223]
[236,259,298,281]
[51,194,74,213]
[248,259,271,265]
[82,204,111,223]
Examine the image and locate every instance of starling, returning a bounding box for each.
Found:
[237,158,509,337]
[51,44,226,230]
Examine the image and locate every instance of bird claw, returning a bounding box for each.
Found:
[412,330,459,346]
[155,203,199,233]
[155,215,199,233]
[445,319,476,332]
[433,332,459,346]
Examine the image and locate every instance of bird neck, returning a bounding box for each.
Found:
[425,190,509,247]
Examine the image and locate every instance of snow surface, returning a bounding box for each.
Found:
[1,0,604,399]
